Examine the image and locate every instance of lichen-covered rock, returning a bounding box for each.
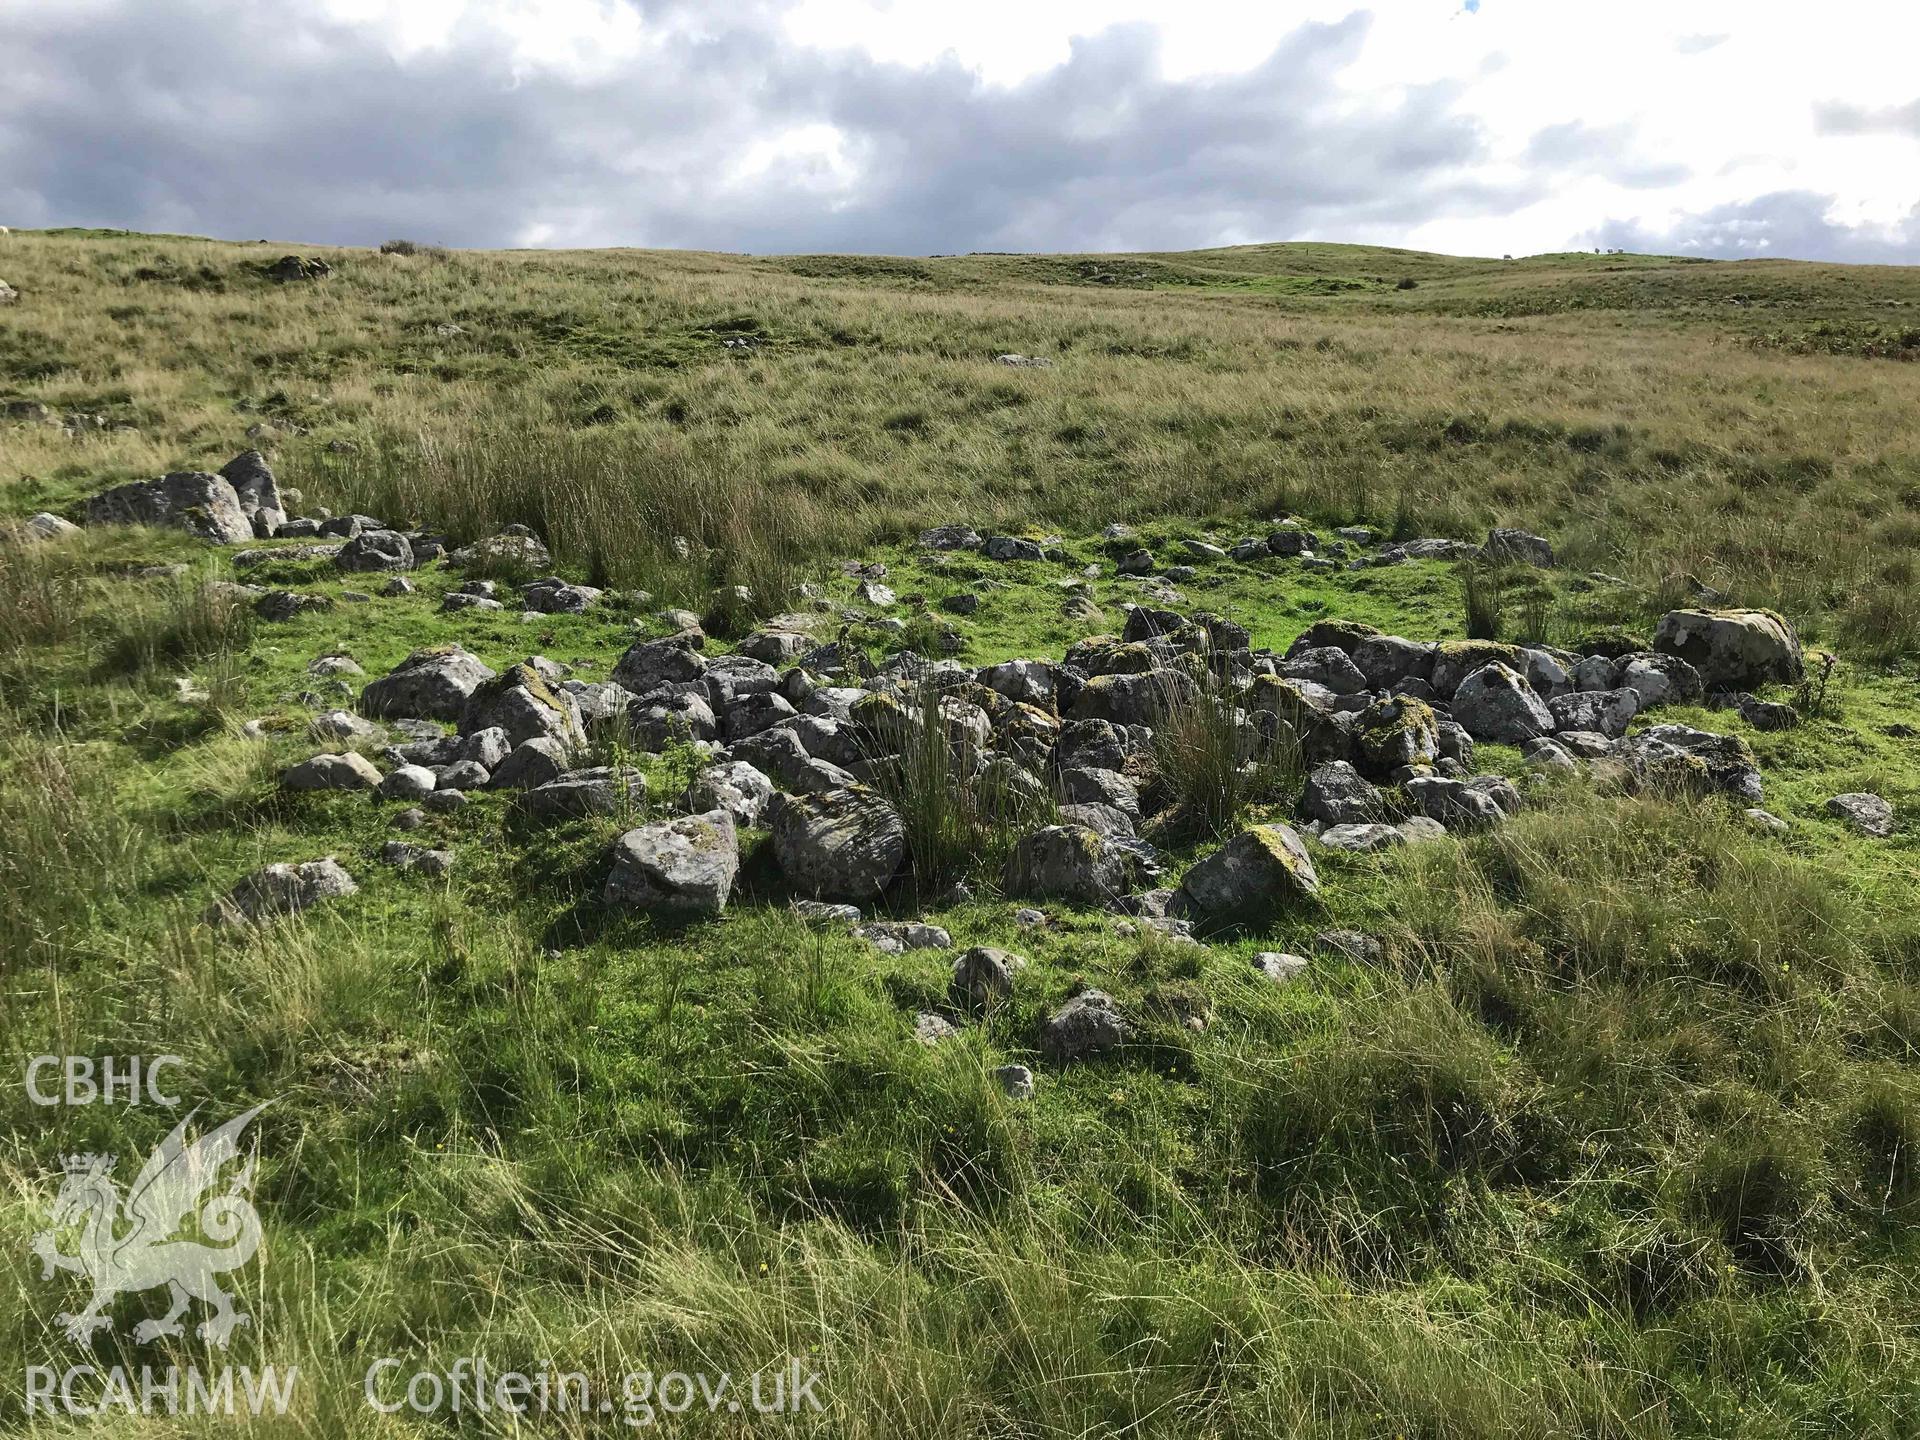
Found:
[360,645,496,721]
[1318,822,1405,852]
[1280,646,1368,695]
[1547,687,1639,739]
[1653,609,1803,691]
[86,471,252,545]
[1005,824,1128,904]
[1615,652,1705,708]
[487,737,572,790]
[459,663,584,747]
[769,788,906,900]
[680,760,774,826]
[376,764,438,800]
[1177,823,1320,924]
[604,810,739,915]
[1452,662,1554,743]
[1827,792,1894,837]
[1617,724,1764,802]
[1351,635,1436,691]
[1484,528,1554,566]
[448,531,552,574]
[983,535,1045,562]
[1354,694,1439,774]
[1403,775,1515,830]
[1429,640,1525,698]
[208,857,356,925]
[521,575,603,614]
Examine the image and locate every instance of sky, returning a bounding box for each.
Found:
[2,0,1916,261]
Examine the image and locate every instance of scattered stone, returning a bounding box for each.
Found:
[253,589,334,623]
[335,529,414,572]
[1252,952,1309,984]
[1737,694,1799,731]
[1744,807,1789,835]
[487,737,572,790]
[994,1064,1035,1100]
[1547,687,1639,739]
[680,761,774,827]
[860,922,951,953]
[983,535,1045,562]
[209,857,355,925]
[522,575,602,614]
[920,524,983,550]
[913,1012,959,1046]
[604,810,740,916]
[517,767,646,820]
[266,254,330,283]
[1314,929,1386,965]
[993,353,1053,367]
[1300,761,1384,826]
[20,512,80,542]
[423,789,469,813]
[448,532,553,573]
[1617,724,1763,802]
[1318,822,1405,852]
[1484,528,1554,567]
[281,752,382,791]
[793,900,863,924]
[1827,792,1894,837]
[381,841,453,876]
[1042,989,1129,1062]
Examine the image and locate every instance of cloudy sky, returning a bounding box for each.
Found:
[3,0,1916,261]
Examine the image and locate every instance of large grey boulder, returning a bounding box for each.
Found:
[1351,636,1435,691]
[488,737,572,790]
[561,680,640,726]
[1059,767,1140,822]
[209,857,356,925]
[768,788,906,900]
[1547,687,1639,739]
[360,646,496,721]
[1653,609,1802,691]
[281,752,381,791]
[1005,825,1127,904]
[1177,824,1320,924]
[1617,724,1763,802]
[1280,646,1368,695]
[86,472,252,545]
[1318,823,1405,853]
[1403,775,1519,830]
[377,764,438,800]
[219,451,286,536]
[604,810,739,916]
[459,664,584,747]
[448,531,552,574]
[335,529,414,572]
[1452,663,1554,743]
[1300,761,1384,826]
[612,637,707,696]
[517,766,646,820]
[629,691,719,748]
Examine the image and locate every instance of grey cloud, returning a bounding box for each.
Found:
[1814,99,1920,138]
[0,0,1518,253]
[1524,121,1689,190]
[1587,190,1920,264]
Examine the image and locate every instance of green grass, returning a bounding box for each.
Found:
[2,231,1920,1436]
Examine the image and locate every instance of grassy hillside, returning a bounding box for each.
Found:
[2,230,1919,1437]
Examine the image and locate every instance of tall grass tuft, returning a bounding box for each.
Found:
[861,684,1055,890]
[1458,558,1506,640]
[100,573,255,680]
[1149,665,1301,840]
